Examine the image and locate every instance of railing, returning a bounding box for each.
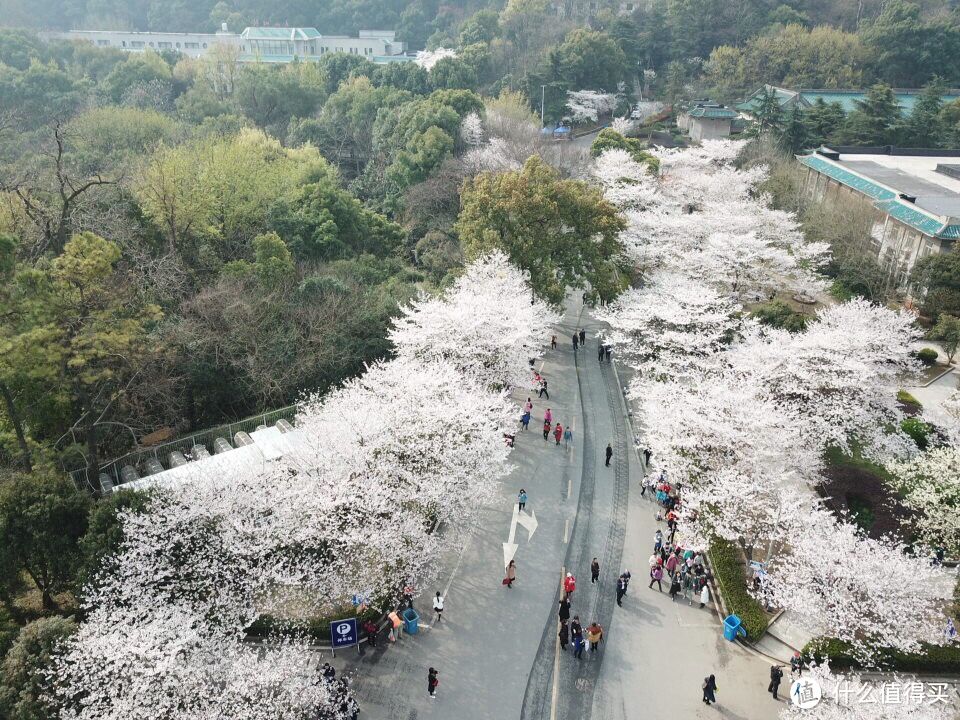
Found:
[68,404,298,490]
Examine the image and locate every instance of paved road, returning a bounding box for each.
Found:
[320,297,780,720]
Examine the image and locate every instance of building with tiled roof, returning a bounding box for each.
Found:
[677,102,738,142]
[798,147,960,292]
[738,85,960,116]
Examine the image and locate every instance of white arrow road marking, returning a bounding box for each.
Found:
[502,504,538,568]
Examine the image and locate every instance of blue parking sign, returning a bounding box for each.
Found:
[330,617,359,653]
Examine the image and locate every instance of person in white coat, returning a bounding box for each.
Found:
[433,591,444,622]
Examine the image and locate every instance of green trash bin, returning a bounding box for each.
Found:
[402,608,420,635]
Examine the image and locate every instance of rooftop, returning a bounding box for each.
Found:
[738,85,960,114]
[798,147,960,239]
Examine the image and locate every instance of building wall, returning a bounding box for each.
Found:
[40,29,236,57]
[800,165,951,293]
[689,117,731,142]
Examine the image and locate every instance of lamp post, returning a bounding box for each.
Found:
[541,84,546,125]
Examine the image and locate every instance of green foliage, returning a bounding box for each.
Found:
[0,472,91,611]
[0,616,76,720]
[590,129,660,172]
[751,300,810,332]
[896,389,922,407]
[900,417,932,450]
[708,539,769,640]
[805,637,960,673]
[553,28,628,91]
[836,83,901,146]
[916,347,940,366]
[103,51,172,103]
[76,489,151,595]
[235,63,325,128]
[456,155,628,306]
[929,314,960,363]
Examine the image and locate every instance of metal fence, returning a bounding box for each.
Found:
[69,405,298,490]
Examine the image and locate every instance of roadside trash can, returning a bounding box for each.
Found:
[723,614,745,642]
[402,608,420,635]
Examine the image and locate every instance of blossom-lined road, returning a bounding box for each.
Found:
[330,297,779,720]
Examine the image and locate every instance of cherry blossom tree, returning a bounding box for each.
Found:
[763,508,953,659]
[460,112,484,147]
[414,47,457,70]
[590,149,661,210]
[888,446,960,555]
[610,117,632,135]
[390,251,559,390]
[565,91,618,124]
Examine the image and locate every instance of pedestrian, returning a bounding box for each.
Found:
[682,571,694,605]
[621,570,631,594]
[598,344,604,362]
[518,489,528,511]
[586,622,603,652]
[573,632,585,659]
[524,397,533,414]
[669,573,681,601]
[699,582,710,609]
[769,665,784,700]
[572,332,579,351]
[521,410,530,430]
[790,651,803,676]
[649,564,663,591]
[504,559,517,588]
[554,422,563,445]
[605,443,613,467]
[539,378,549,399]
[558,619,569,650]
[640,475,648,496]
[702,674,718,705]
[544,408,552,425]
[322,662,336,682]
[591,558,600,584]
[543,419,551,440]
[563,572,576,597]
[643,447,652,468]
[616,575,627,606]
[432,591,444,622]
[551,335,557,350]
[604,345,611,361]
[428,668,439,698]
[654,529,663,553]
[363,619,378,647]
[665,552,679,579]
[558,597,571,622]
[564,425,573,448]
[579,328,585,346]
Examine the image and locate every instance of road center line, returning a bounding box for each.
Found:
[550,566,564,720]
[563,518,570,544]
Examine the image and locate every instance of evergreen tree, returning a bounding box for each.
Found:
[900,78,947,148]
[803,98,846,147]
[778,104,809,153]
[837,83,901,146]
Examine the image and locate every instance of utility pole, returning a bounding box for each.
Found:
[541,84,546,126]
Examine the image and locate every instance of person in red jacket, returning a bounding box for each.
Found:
[554,423,563,446]
[563,572,576,596]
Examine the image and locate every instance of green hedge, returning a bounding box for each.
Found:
[804,637,960,673]
[247,606,382,643]
[916,348,939,366]
[901,417,932,450]
[709,539,769,639]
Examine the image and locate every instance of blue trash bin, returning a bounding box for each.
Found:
[402,608,420,635]
[723,614,742,642]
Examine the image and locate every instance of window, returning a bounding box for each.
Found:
[121,41,127,47]
[97,39,110,46]
[364,47,372,55]
[185,42,199,49]
[130,41,145,48]
[148,41,154,47]
[336,47,343,52]
[158,41,172,48]
[175,42,180,48]
[350,46,357,54]
[202,43,207,48]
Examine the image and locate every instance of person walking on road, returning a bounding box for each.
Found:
[520,409,530,431]
[591,558,600,584]
[643,447,652,469]
[505,560,516,588]
[669,573,682,601]
[553,422,563,445]
[586,622,603,652]
[543,419,551,440]
[699,582,710,609]
[563,425,573,449]
[579,328,586,346]
[702,675,718,705]
[649,564,663,591]
[790,651,803,677]
[563,572,576,597]
[654,529,663,553]
[558,619,569,651]
[605,443,613,467]
[544,408,552,425]
[432,592,444,622]
[620,570,631,594]
[598,343,605,362]
[525,397,533,414]
[558,597,571,622]
[616,575,627,606]
[538,377,549,399]
[551,335,557,350]
[428,668,439,699]
[769,665,784,700]
[572,332,579,351]
[604,345,612,362]
[571,617,584,659]
[518,489,528,511]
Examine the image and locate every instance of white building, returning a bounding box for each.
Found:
[798,147,960,292]
[39,25,409,63]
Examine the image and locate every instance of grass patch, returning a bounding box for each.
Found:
[824,445,893,484]
[897,389,922,407]
[805,637,960,674]
[709,538,769,640]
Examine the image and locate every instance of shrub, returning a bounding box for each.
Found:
[709,539,769,639]
[896,389,922,408]
[901,417,932,450]
[752,300,809,332]
[805,637,960,673]
[916,348,939,366]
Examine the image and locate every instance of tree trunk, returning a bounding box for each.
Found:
[0,381,32,472]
